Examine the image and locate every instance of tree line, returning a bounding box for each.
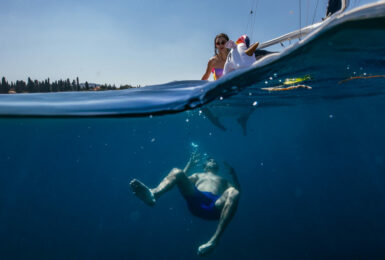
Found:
[0,77,137,94]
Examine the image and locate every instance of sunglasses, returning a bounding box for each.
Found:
[215,40,227,46]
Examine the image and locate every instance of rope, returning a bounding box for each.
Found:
[299,0,302,39]
[250,0,259,42]
[311,0,320,24]
[244,0,254,35]
[306,0,310,26]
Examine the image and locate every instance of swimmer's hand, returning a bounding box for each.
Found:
[190,151,201,165]
[184,152,201,173]
[197,240,217,257]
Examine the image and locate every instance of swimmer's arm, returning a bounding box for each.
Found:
[183,158,193,174]
[201,59,215,80]
[183,152,200,175]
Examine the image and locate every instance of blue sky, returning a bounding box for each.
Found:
[0,0,374,86]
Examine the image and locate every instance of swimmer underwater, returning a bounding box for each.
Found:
[129,153,241,256]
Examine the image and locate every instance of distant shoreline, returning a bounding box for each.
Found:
[0,77,139,94]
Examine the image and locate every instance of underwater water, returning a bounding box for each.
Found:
[1,9,385,260]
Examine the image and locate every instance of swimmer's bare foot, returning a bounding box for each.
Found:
[197,240,217,257]
[129,179,156,206]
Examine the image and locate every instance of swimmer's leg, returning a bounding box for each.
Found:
[198,187,240,256]
[151,168,195,199]
[130,168,194,205]
[129,179,156,206]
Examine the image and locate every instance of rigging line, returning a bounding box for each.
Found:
[251,0,258,42]
[250,0,258,42]
[299,0,302,39]
[306,0,310,26]
[245,0,254,35]
[253,0,259,42]
[249,0,255,41]
[245,14,250,34]
[250,0,255,40]
[245,0,252,38]
[312,0,320,24]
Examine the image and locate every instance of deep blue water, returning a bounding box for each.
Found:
[1,5,385,260]
[1,94,385,259]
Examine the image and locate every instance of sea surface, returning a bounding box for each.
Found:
[1,10,385,260]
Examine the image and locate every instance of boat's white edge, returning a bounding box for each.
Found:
[258,0,350,49]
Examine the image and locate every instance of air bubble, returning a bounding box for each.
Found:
[191,142,198,148]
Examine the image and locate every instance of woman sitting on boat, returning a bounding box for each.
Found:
[201,33,230,81]
[202,33,267,80]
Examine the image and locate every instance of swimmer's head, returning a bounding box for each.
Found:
[204,158,219,173]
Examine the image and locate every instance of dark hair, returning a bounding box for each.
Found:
[214,33,229,56]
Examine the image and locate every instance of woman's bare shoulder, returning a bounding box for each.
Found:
[209,56,219,62]
[208,56,220,67]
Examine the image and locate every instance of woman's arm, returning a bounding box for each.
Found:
[201,59,215,80]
